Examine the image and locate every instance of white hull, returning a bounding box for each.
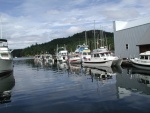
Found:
[0,59,13,73]
[69,58,81,64]
[82,60,113,68]
[130,59,150,70]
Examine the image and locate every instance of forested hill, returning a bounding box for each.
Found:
[12,30,114,57]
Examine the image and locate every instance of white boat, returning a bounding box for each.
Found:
[43,54,53,63]
[68,54,81,64]
[82,50,113,68]
[93,47,122,66]
[34,55,42,62]
[0,39,13,73]
[75,44,91,62]
[56,45,68,63]
[80,48,91,62]
[130,51,150,70]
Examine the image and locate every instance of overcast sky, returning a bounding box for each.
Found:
[0,0,150,49]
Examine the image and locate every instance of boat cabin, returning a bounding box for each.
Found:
[139,51,150,60]
[92,51,113,58]
[58,50,68,56]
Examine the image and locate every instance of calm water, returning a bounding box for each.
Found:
[0,58,150,113]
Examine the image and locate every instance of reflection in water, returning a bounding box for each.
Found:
[68,64,82,75]
[116,67,150,99]
[0,72,15,104]
[6,58,150,113]
[34,59,54,68]
[33,60,150,98]
[57,62,68,70]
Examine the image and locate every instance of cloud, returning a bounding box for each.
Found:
[0,0,149,49]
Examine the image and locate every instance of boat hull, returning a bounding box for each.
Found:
[0,59,13,74]
[130,59,150,70]
[69,58,81,64]
[82,60,113,68]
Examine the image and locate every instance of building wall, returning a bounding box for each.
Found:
[114,22,150,58]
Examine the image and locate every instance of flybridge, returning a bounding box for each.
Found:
[0,39,8,47]
[0,39,7,42]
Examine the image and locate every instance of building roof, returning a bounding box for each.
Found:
[137,26,150,45]
[114,16,150,31]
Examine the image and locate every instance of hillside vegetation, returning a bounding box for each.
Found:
[12,30,114,57]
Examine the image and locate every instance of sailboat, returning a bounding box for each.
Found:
[0,16,13,75]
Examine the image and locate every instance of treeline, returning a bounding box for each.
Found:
[12,30,114,57]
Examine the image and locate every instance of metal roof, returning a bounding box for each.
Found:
[137,26,150,45]
[115,16,150,31]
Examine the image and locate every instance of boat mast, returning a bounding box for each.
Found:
[0,15,2,39]
[94,20,96,49]
[85,31,87,45]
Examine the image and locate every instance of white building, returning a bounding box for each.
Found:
[113,16,150,59]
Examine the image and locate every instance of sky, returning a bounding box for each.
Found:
[0,0,150,49]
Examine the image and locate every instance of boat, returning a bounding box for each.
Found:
[68,54,81,64]
[92,47,122,66]
[34,55,42,62]
[74,44,89,54]
[80,48,91,62]
[56,45,68,63]
[130,51,150,70]
[82,49,113,68]
[74,44,91,62]
[0,39,13,74]
[43,54,54,63]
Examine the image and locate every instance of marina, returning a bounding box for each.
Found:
[0,1,150,113]
[0,58,150,113]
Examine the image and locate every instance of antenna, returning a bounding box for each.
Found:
[0,15,2,39]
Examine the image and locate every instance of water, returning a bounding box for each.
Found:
[0,58,150,113]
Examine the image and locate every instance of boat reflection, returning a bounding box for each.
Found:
[68,64,82,75]
[83,65,122,74]
[57,62,68,70]
[34,60,54,68]
[116,67,150,99]
[0,72,15,104]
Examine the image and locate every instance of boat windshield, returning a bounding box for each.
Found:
[140,55,150,60]
[0,41,8,47]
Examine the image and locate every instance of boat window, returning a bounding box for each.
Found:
[140,55,144,59]
[94,54,99,57]
[1,53,8,57]
[83,52,86,55]
[145,56,148,60]
[0,42,8,47]
[101,53,105,57]
[88,52,91,55]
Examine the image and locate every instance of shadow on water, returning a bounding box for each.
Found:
[0,71,15,104]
